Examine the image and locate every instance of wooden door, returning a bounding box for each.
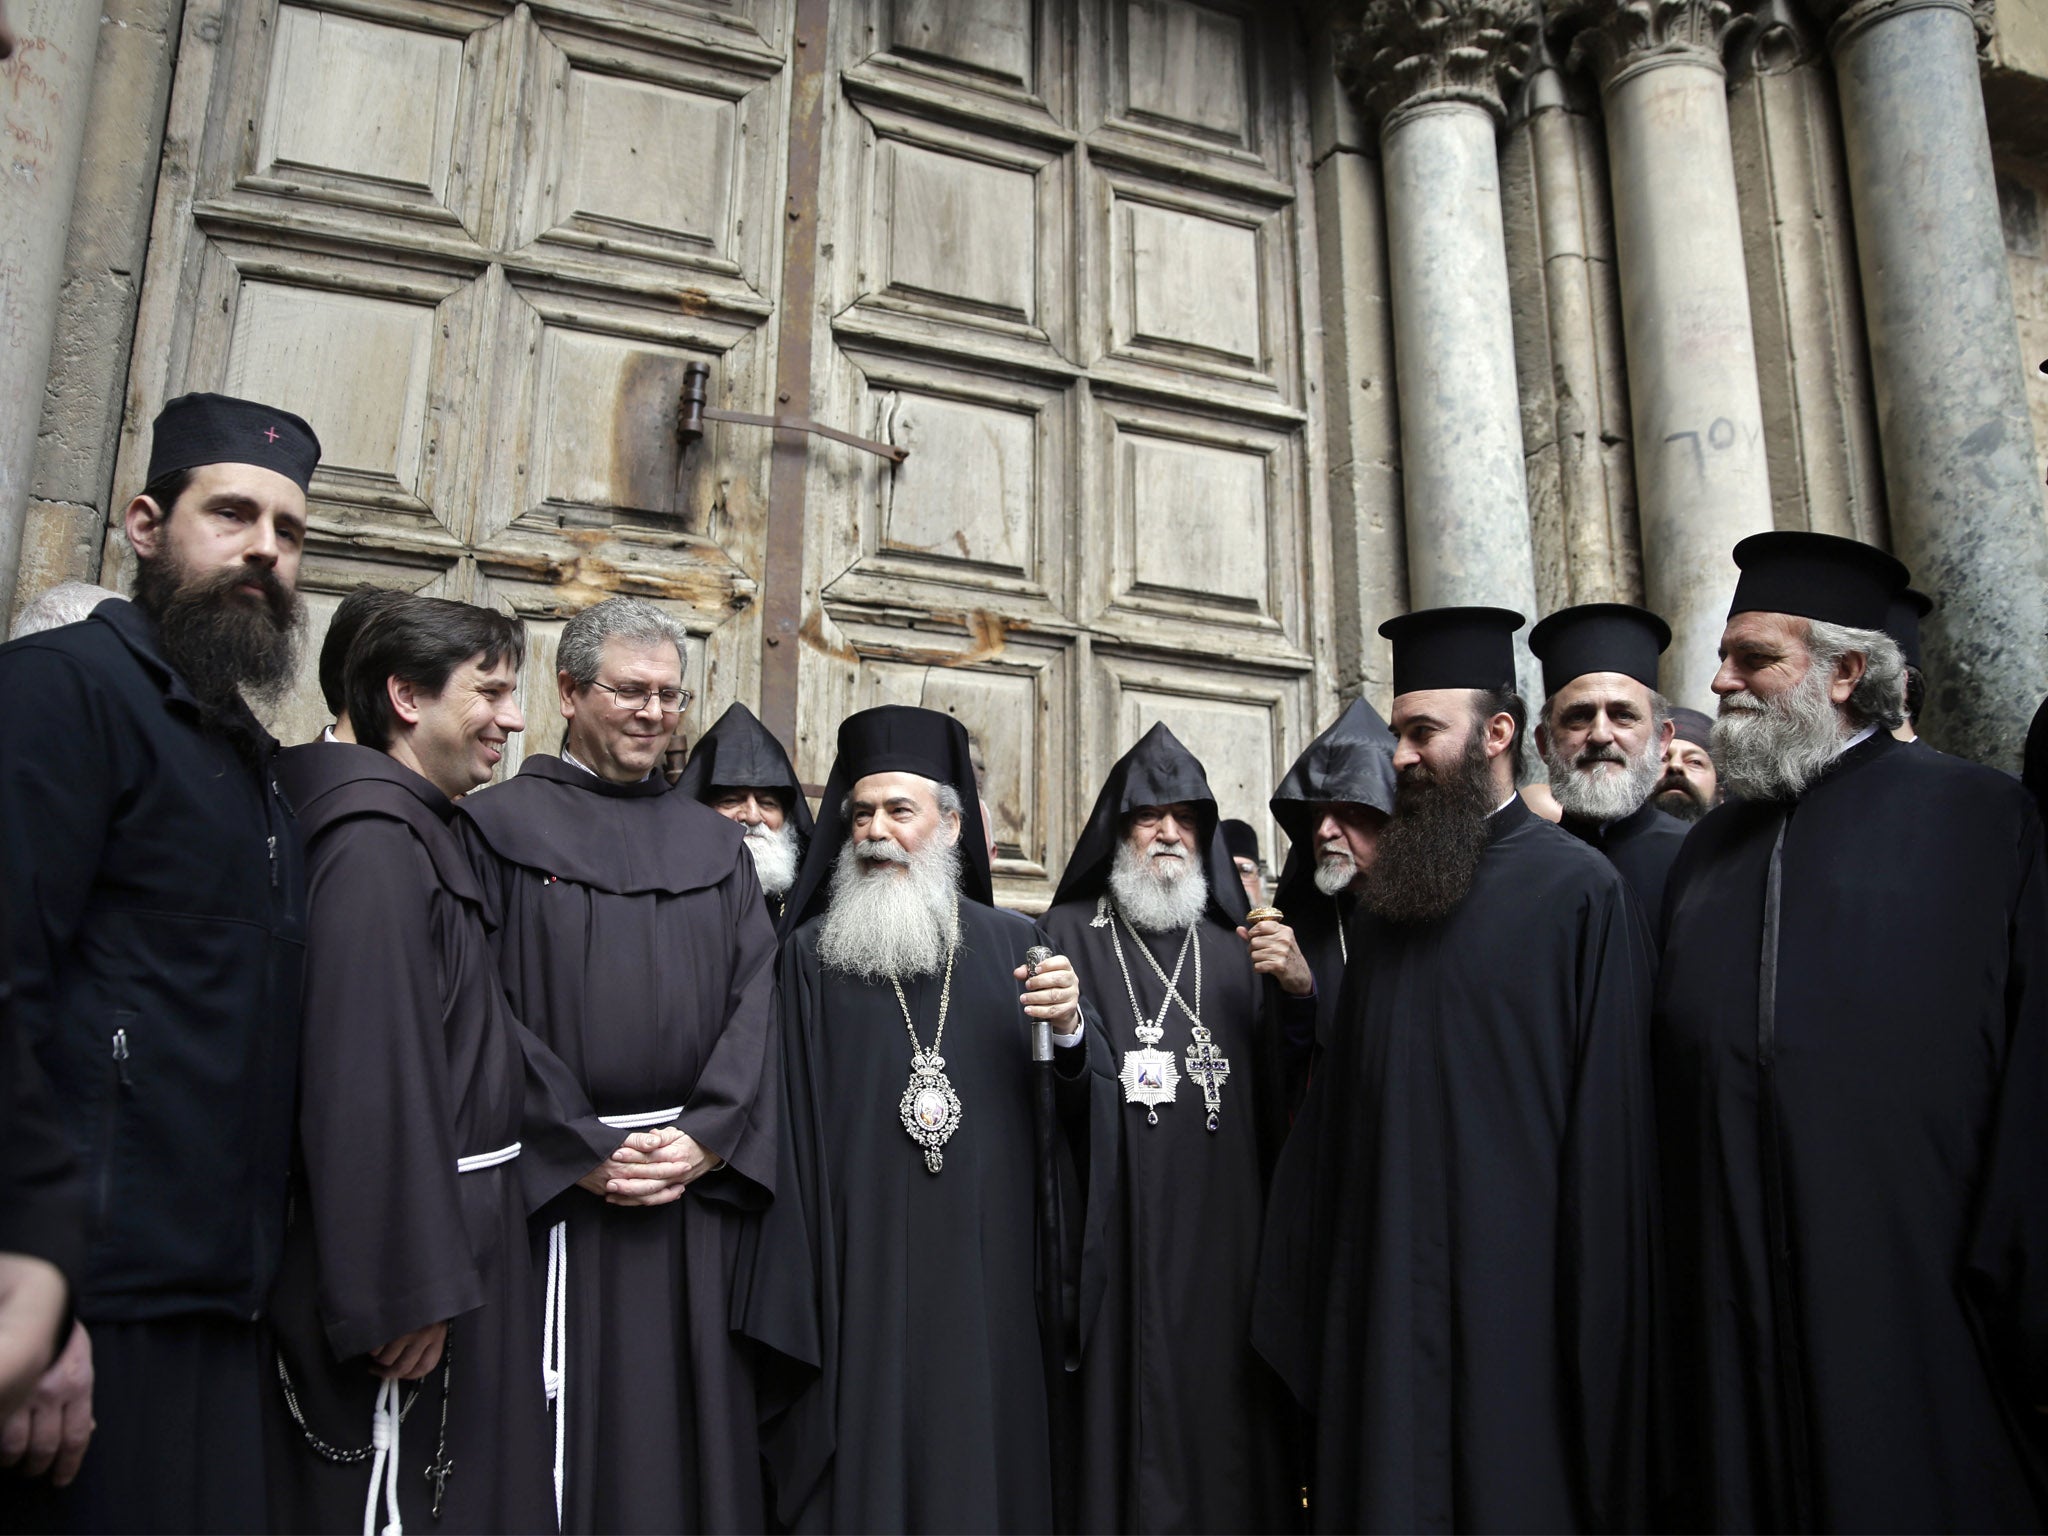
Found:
[793,0,1333,905]
[114,0,795,767]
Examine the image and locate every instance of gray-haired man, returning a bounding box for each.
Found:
[454,597,782,1533]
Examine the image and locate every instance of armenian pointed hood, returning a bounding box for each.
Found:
[782,705,994,933]
[1050,721,1249,927]
[678,701,816,840]
[1268,698,1397,914]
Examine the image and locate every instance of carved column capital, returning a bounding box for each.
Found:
[1327,0,1541,132]
[1793,0,1992,53]
[1551,0,1756,85]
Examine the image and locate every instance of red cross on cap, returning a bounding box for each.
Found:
[263,426,280,443]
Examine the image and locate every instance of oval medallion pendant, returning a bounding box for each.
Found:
[900,1049,962,1174]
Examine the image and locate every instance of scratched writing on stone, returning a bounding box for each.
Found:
[1664,417,1763,477]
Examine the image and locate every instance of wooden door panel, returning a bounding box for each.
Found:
[118,0,792,770]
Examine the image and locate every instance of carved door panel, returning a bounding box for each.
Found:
[798,0,1331,906]
[114,0,793,770]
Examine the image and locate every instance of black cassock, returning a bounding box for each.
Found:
[266,745,578,1534]
[1039,907,1295,1534]
[1039,720,1293,1534]
[739,898,1118,1534]
[1559,798,1687,941]
[454,754,780,1534]
[1253,797,1658,1534]
[1655,730,2048,1530]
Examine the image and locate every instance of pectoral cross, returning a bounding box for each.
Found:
[1184,1026,1230,1132]
[425,1449,454,1517]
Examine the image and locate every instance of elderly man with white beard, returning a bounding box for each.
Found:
[1039,722,1298,1534]
[678,701,812,930]
[1654,531,2048,1532]
[1529,603,1689,934]
[737,705,1116,1535]
[1262,698,1399,1084]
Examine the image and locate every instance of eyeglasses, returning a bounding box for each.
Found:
[590,681,694,715]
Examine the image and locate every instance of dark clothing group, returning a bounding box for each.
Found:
[3,601,2047,1536]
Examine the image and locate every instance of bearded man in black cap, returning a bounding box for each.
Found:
[455,597,780,1533]
[678,700,813,928]
[1653,706,1719,821]
[1262,698,1397,1067]
[0,392,317,1533]
[738,705,1116,1533]
[1039,723,1295,1534]
[1529,603,1689,928]
[1253,606,1658,1534]
[1656,531,2048,1531]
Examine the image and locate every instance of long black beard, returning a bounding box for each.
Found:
[1652,776,1711,822]
[133,553,304,746]
[1362,730,1496,925]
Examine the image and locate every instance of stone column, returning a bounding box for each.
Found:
[1500,32,1642,615]
[1556,0,1777,710]
[1334,0,1545,705]
[1806,0,2048,768]
[0,0,102,627]
[1726,0,1889,547]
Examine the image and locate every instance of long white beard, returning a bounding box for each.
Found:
[816,833,961,981]
[1545,735,1664,823]
[1108,837,1209,932]
[1313,849,1357,896]
[1714,663,1850,802]
[742,820,800,896]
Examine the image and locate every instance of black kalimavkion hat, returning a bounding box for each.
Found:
[1727,531,1907,632]
[146,392,321,491]
[1526,603,1671,699]
[1378,606,1525,696]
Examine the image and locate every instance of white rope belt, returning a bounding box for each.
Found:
[363,1378,403,1536]
[454,1140,521,1174]
[541,1108,681,1526]
[359,1140,523,1535]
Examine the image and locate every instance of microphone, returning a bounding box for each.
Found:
[1024,946,1055,1062]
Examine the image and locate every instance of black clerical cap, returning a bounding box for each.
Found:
[835,704,962,786]
[1220,818,1259,863]
[1884,588,1934,670]
[1378,606,1524,696]
[1727,531,1906,632]
[146,392,322,491]
[1669,706,1714,751]
[1526,603,1670,698]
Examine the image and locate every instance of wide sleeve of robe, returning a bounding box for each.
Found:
[299,815,483,1361]
[1559,878,1660,1532]
[673,855,780,1209]
[1965,806,2048,1419]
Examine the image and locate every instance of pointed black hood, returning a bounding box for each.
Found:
[678,701,816,839]
[783,705,994,933]
[1049,721,1249,926]
[1269,698,1397,915]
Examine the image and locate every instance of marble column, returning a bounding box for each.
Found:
[0,0,101,626]
[1806,0,2048,768]
[1556,0,1777,710]
[1334,0,1545,705]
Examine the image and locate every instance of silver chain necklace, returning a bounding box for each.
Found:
[1106,898,1230,1131]
[892,932,961,1173]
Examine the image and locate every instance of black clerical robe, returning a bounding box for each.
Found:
[739,898,1117,1534]
[1253,797,1658,1533]
[1559,797,1687,940]
[1040,898,1295,1534]
[266,745,577,1535]
[1655,730,2048,1530]
[456,755,780,1534]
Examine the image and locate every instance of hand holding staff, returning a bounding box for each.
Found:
[1237,906,1316,998]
